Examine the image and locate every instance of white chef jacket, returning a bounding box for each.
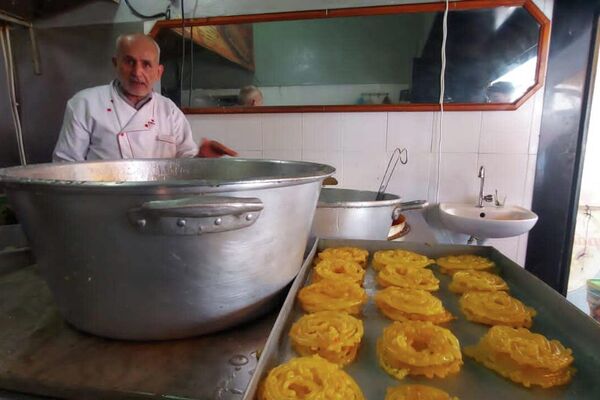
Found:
[53,81,198,161]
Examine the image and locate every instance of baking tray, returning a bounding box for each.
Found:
[243,239,600,400]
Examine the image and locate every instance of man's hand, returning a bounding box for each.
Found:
[197,138,238,158]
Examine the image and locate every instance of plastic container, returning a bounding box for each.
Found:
[586,279,600,322]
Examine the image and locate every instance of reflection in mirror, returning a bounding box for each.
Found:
[153,2,546,111]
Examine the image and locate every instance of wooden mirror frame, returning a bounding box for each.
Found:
[150,0,550,114]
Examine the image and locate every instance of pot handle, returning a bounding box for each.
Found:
[392,200,428,221]
[128,196,264,235]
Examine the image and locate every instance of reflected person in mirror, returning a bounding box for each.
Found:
[238,85,263,106]
[53,33,237,162]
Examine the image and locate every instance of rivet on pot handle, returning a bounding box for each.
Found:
[128,196,264,235]
[392,200,428,221]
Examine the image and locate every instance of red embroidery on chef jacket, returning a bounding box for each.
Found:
[107,108,112,112]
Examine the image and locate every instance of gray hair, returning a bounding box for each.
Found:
[115,33,161,61]
[239,85,263,105]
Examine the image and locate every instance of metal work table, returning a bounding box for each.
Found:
[0,225,279,400]
[0,211,435,400]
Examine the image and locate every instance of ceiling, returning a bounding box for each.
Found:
[0,0,117,22]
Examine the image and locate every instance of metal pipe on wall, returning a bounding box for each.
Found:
[0,11,31,29]
[0,25,27,166]
[28,26,41,75]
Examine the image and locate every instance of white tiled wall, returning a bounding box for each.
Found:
[187,87,544,265]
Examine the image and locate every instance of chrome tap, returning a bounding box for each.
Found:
[477,166,493,207]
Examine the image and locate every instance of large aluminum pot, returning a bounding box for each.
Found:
[312,188,426,240]
[0,158,334,340]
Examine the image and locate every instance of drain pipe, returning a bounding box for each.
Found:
[0,25,27,165]
[0,11,40,75]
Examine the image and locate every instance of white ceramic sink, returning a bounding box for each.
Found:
[439,203,538,239]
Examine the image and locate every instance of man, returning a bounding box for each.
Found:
[238,85,263,107]
[53,33,236,161]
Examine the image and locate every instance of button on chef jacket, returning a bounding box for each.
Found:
[53,80,198,161]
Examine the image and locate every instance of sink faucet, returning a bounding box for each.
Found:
[477,166,493,207]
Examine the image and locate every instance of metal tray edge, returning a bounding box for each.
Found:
[242,239,319,400]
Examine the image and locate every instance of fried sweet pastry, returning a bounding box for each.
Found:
[373,249,434,271]
[377,264,439,291]
[385,384,459,400]
[377,321,462,380]
[317,247,369,268]
[448,270,509,293]
[298,279,368,315]
[289,311,364,366]
[375,287,453,324]
[258,355,365,400]
[459,291,536,328]
[436,254,494,275]
[464,326,575,388]
[313,258,365,285]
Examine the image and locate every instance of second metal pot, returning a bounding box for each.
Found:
[311,188,427,240]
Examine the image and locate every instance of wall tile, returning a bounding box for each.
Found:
[341,112,387,152]
[387,112,433,153]
[187,115,229,144]
[529,90,545,154]
[516,155,538,266]
[261,114,302,150]
[436,112,482,153]
[302,150,343,184]
[385,152,431,201]
[263,149,302,161]
[188,114,262,150]
[479,98,534,154]
[342,150,387,191]
[302,113,343,150]
[532,0,545,14]
[544,0,554,19]
[477,153,528,206]
[517,234,529,267]
[437,153,479,203]
[237,150,263,159]
[522,155,537,209]
[486,237,520,263]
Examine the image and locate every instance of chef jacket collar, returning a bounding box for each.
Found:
[113,80,153,110]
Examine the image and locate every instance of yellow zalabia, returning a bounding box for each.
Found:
[377,264,439,291]
[317,247,369,268]
[459,291,536,328]
[313,258,366,285]
[385,384,459,400]
[298,279,368,315]
[375,288,453,324]
[464,326,575,388]
[289,311,364,366]
[448,270,509,293]
[258,355,365,400]
[373,249,434,271]
[377,321,462,380]
[436,254,495,275]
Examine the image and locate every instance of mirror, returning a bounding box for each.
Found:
[150,0,550,113]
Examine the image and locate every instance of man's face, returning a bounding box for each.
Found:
[253,93,264,106]
[112,37,163,99]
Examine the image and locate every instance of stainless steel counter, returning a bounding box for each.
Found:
[0,218,439,400]
[0,262,279,400]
